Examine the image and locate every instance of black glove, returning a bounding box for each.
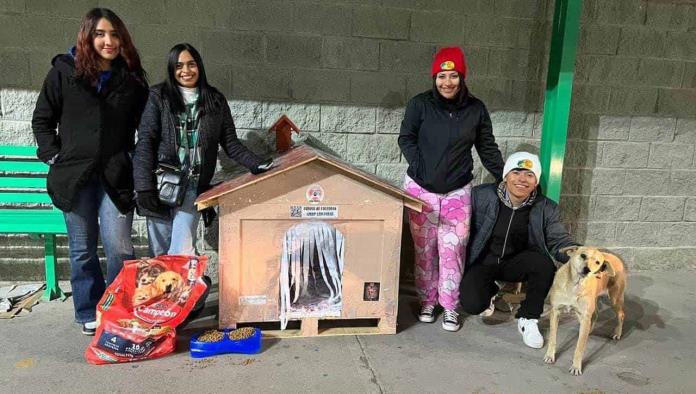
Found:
[137,190,168,215]
[250,158,274,175]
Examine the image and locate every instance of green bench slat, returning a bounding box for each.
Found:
[0,192,53,204]
[0,177,47,189]
[0,161,49,174]
[0,145,38,157]
[0,210,66,234]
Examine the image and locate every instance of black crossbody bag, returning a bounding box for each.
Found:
[156,116,200,207]
[156,162,188,207]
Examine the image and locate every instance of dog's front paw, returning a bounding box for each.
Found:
[612,333,622,340]
[569,365,583,375]
[543,354,556,364]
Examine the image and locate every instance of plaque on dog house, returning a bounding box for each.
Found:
[195,145,423,337]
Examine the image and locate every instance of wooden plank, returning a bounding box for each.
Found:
[235,318,388,339]
[262,326,383,339]
[0,210,66,234]
[299,318,319,337]
[0,192,53,204]
[0,177,47,189]
[0,161,48,174]
[0,145,38,157]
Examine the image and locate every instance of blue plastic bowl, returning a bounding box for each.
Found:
[189,327,262,358]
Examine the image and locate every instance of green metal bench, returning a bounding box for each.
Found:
[0,145,67,301]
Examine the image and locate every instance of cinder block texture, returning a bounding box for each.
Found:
[3,0,696,278]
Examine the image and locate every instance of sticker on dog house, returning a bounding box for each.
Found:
[305,184,324,204]
[363,282,380,301]
[239,295,268,305]
[279,221,344,329]
[290,205,339,219]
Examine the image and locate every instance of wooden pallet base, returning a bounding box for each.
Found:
[227,317,396,338]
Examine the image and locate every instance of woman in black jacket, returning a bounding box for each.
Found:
[32,8,148,335]
[398,47,504,332]
[133,43,271,258]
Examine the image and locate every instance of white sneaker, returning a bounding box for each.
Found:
[479,295,497,317]
[81,320,97,336]
[442,309,461,332]
[418,304,436,323]
[517,318,544,348]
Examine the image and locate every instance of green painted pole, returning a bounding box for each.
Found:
[539,0,583,202]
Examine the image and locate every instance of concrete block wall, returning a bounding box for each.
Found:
[1,0,696,280]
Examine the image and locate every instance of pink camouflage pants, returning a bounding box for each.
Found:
[404,175,472,310]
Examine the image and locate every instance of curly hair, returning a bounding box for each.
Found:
[75,8,146,85]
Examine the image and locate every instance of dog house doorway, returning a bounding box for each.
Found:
[279,221,344,329]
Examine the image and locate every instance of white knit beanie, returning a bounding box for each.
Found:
[503,151,542,184]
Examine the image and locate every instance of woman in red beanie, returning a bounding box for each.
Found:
[398,46,504,331]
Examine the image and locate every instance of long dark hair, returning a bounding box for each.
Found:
[75,8,146,84]
[162,43,224,115]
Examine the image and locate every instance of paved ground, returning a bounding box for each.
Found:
[2,271,695,394]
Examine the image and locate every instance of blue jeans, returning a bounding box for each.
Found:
[147,184,200,256]
[64,176,135,323]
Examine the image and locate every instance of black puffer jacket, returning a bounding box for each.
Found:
[32,54,148,213]
[398,90,503,194]
[133,84,263,215]
[467,183,578,267]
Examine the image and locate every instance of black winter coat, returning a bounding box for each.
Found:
[398,90,504,194]
[467,183,578,267]
[132,84,263,216]
[32,54,148,213]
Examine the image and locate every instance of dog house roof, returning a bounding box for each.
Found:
[195,145,423,212]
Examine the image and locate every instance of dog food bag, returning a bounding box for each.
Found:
[85,255,208,365]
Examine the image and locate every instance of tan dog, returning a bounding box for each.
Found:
[132,284,159,307]
[153,271,184,300]
[543,246,626,375]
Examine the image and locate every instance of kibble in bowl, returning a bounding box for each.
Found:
[198,329,224,343]
[228,327,256,341]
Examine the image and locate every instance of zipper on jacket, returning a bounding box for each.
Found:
[498,209,516,264]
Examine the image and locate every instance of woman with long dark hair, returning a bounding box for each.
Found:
[398,47,504,332]
[32,8,148,335]
[133,43,272,258]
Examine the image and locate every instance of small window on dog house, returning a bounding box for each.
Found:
[196,145,423,337]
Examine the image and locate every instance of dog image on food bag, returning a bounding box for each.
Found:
[85,256,208,365]
[543,246,627,375]
[135,259,166,287]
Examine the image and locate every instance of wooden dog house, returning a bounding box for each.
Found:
[195,145,422,337]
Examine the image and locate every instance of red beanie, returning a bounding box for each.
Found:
[431,47,467,78]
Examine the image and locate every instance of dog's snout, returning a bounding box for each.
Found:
[582,267,591,275]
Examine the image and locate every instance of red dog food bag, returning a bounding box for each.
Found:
[85,255,208,365]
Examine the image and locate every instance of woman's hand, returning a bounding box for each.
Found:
[250,158,275,175]
[137,190,167,214]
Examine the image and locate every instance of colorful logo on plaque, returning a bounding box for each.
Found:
[305,184,325,204]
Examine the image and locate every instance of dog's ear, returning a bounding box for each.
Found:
[560,246,578,256]
[600,261,616,277]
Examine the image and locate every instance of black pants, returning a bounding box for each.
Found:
[460,250,556,319]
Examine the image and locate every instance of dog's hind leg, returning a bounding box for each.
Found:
[544,307,560,364]
[609,280,625,340]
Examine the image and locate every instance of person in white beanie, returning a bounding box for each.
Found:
[459,151,577,349]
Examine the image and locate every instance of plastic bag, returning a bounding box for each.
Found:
[84,255,208,365]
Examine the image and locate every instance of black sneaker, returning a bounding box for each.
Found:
[418,304,436,323]
[82,321,97,336]
[442,309,461,332]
